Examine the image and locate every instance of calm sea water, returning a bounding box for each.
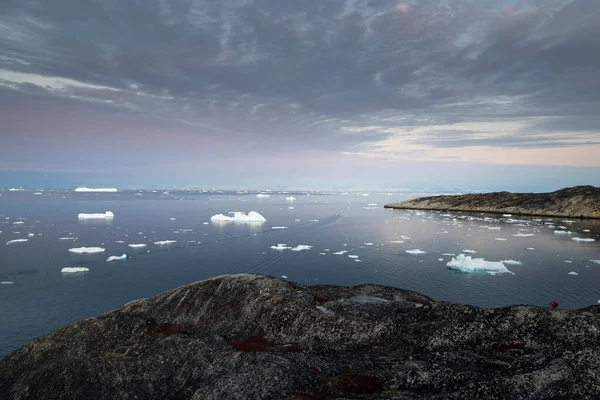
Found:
[1,189,599,357]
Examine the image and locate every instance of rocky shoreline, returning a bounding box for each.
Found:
[384,185,600,219]
[1,274,600,399]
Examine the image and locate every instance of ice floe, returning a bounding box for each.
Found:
[285,196,296,201]
[271,244,291,251]
[128,244,147,248]
[582,229,590,232]
[272,226,288,229]
[513,233,534,237]
[572,237,595,243]
[75,187,117,193]
[106,254,127,261]
[291,245,312,251]
[6,239,28,245]
[447,254,514,275]
[501,260,523,265]
[494,238,507,241]
[78,211,114,220]
[527,247,535,250]
[154,240,177,245]
[256,193,270,198]
[1,281,14,284]
[462,250,477,254]
[61,267,89,273]
[590,260,600,264]
[554,230,572,235]
[406,249,426,255]
[58,237,76,240]
[364,243,374,246]
[210,211,266,223]
[567,271,579,275]
[348,255,359,259]
[389,240,405,244]
[69,247,105,254]
[332,250,348,255]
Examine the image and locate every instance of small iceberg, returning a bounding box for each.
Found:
[332,250,348,255]
[1,281,14,284]
[390,240,405,244]
[256,193,270,198]
[78,211,114,220]
[285,196,296,201]
[406,249,426,255]
[513,233,534,237]
[75,187,117,193]
[6,239,28,245]
[59,237,77,240]
[501,260,523,266]
[291,245,312,251]
[462,249,477,254]
[61,267,89,273]
[567,271,579,276]
[128,244,147,248]
[211,211,266,223]
[572,237,595,243]
[494,238,507,241]
[554,230,572,235]
[271,244,291,251]
[154,240,177,245]
[69,247,105,254]
[272,226,288,229]
[348,255,359,259]
[590,260,600,265]
[106,254,127,262]
[447,254,514,275]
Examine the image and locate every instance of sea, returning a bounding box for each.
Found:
[1,189,599,358]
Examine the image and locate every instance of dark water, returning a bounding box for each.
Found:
[1,189,599,357]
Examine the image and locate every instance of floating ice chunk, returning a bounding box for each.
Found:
[390,240,405,244]
[115,240,125,243]
[462,249,477,254]
[494,238,507,241]
[291,245,312,251]
[27,233,35,237]
[590,260,600,264]
[154,240,177,245]
[58,237,76,240]
[447,254,513,275]
[562,220,576,223]
[438,258,444,261]
[69,247,105,254]
[361,193,369,196]
[355,259,362,262]
[485,226,502,230]
[364,243,374,246]
[582,229,590,232]
[527,247,535,250]
[6,239,28,245]
[367,203,377,206]
[210,211,266,223]
[272,226,288,229]
[554,230,572,235]
[348,255,359,259]
[572,237,595,243]
[106,254,127,262]
[568,271,579,275]
[12,221,24,225]
[406,249,426,255]
[513,233,534,237]
[319,253,326,255]
[271,244,291,251]
[61,267,89,273]
[203,222,209,225]
[442,253,456,256]
[128,244,147,248]
[281,275,288,279]
[1,281,14,284]
[502,214,512,217]
[75,187,117,192]
[170,218,176,220]
[501,260,523,265]
[288,206,295,209]
[9,188,24,191]
[564,260,572,263]
[256,193,270,198]
[78,211,114,220]
[285,196,296,201]
[332,250,348,255]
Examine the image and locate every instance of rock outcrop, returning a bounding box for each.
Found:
[384,185,600,218]
[1,274,600,399]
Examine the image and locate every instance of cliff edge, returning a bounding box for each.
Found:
[384,185,600,218]
[1,274,600,399]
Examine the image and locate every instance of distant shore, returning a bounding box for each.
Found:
[384,185,600,219]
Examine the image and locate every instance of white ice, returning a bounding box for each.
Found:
[568,271,579,275]
[527,247,535,250]
[154,240,177,245]
[256,193,270,198]
[554,230,572,235]
[281,275,288,279]
[590,260,600,264]
[406,249,426,255]
[332,250,348,255]
[583,229,590,232]
[58,237,76,240]
[501,260,523,265]
[1,281,14,284]
[272,226,288,229]
[348,255,359,259]
[291,245,312,251]
[69,247,105,254]
[78,211,114,220]
[128,244,147,248]
[389,240,405,244]
[210,211,266,223]
[364,243,374,246]
[513,233,534,237]
[285,196,296,201]
[75,187,117,192]
[494,238,507,241]
[271,244,291,251]
[446,254,514,275]
[6,239,28,245]
[61,267,89,273]
[502,214,512,217]
[462,249,477,254]
[107,254,127,262]
[572,237,595,243]
[27,233,34,237]
[441,253,456,256]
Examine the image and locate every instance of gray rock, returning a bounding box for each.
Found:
[1,274,599,399]
[384,185,600,219]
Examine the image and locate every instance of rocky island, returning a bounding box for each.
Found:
[1,274,599,399]
[384,185,600,219]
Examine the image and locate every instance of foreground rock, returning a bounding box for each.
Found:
[384,185,600,218]
[2,275,600,399]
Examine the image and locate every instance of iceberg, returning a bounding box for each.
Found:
[69,247,105,254]
[256,193,270,198]
[78,211,114,220]
[364,242,374,246]
[406,249,426,255]
[332,250,348,255]
[567,271,579,275]
[74,187,118,193]
[502,214,512,217]
[291,245,312,251]
[210,211,266,223]
[348,255,359,259]
[154,240,177,245]
[590,260,600,264]
[501,260,523,265]
[61,267,89,273]
[583,229,590,232]
[462,249,477,254]
[285,196,296,201]
[128,244,147,248]
[494,238,507,241]
[447,254,514,275]
[527,247,535,250]
[58,237,76,240]
[390,240,405,244]
[271,226,288,229]
[6,239,28,245]
[572,237,595,243]
[1,281,14,284]
[106,254,127,261]
[281,275,288,279]
[554,230,572,235]
[513,233,534,237]
[271,244,291,251]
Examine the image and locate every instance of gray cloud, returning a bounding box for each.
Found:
[1,0,599,155]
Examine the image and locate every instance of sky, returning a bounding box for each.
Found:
[1,0,599,191]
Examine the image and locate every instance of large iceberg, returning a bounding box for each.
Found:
[61,267,89,273]
[106,254,127,262]
[210,211,266,223]
[78,211,114,220]
[68,247,105,254]
[75,187,118,193]
[447,254,514,275]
